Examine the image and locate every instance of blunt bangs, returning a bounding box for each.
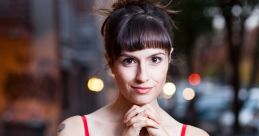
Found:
[116,15,172,55]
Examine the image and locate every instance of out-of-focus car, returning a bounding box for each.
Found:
[162,80,234,133]
[239,88,259,131]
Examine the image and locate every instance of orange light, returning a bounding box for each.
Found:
[188,73,201,86]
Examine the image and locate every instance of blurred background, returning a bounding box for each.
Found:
[0,0,258,136]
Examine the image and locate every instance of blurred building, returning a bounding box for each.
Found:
[0,0,112,135]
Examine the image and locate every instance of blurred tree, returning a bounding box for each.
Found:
[218,0,243,133]
[218,0,259,133]
[165,0,259,134]
[248,29,259,90]
[173,0,216,72]
[166,0,217,126]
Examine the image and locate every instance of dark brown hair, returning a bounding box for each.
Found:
[101,0,175,66]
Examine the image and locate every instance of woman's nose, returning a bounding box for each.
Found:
[135,63,149,83]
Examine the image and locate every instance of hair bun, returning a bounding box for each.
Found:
[111,0,176,15]
[112,0,150,9]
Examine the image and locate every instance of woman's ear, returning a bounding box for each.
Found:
[110,66,115,74]
[105,53,109,62]
[105,53,115,73]
[105,53,111,66]
[169,48,174,62]
[170,48,174,55]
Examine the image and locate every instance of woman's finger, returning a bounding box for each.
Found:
[126,114,146,126]
[123,114,147,136]
[124,106,144,123]
[141,105,160,124]
[124,105,138,117]
[144,109,160,124]
[134,118,160,129]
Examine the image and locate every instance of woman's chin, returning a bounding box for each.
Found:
[131,97,153,106]
[121,93,156,106]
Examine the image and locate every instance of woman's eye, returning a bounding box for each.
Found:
[151,56,162,64]
[122,58,136,66]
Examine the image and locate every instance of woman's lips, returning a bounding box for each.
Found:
[132,86,152,94]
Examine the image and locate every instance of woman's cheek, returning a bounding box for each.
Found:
[151,65,168,79]
[116,67,137,85]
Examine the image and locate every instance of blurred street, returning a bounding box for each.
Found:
[0,0,258,136]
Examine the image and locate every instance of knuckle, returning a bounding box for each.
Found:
[139,116,146,121]
[132,123,137,128]
[135,107,140,111]
[132,123,140,130]
[129,118,135,124]
[145,119,149,124]
[133,105,137,109]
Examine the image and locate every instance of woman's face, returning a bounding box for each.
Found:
[111,48,170,105]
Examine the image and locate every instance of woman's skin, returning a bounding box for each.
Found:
[58,48,209,136]
[112,48,169,106]
[113,48,170,136]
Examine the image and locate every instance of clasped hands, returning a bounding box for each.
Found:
[122,105,169,136]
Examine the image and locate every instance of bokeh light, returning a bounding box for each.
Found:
[213,14,225,30]
[183,88,196,101]
[87,77,104,92]
[188,73,201,86]
[162,82,176,99]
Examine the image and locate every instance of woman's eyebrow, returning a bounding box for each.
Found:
[151,52,166,56]
[120,52,166,57]
[119,53,135,57]
[148,52,166,58]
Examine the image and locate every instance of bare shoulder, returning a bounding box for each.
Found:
[186,125,210,136]
[57,115,84,136]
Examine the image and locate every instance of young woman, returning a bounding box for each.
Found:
[58,0,209,136]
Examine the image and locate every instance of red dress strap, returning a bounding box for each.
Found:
[180,124,187,136]
[81,115,90,136]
